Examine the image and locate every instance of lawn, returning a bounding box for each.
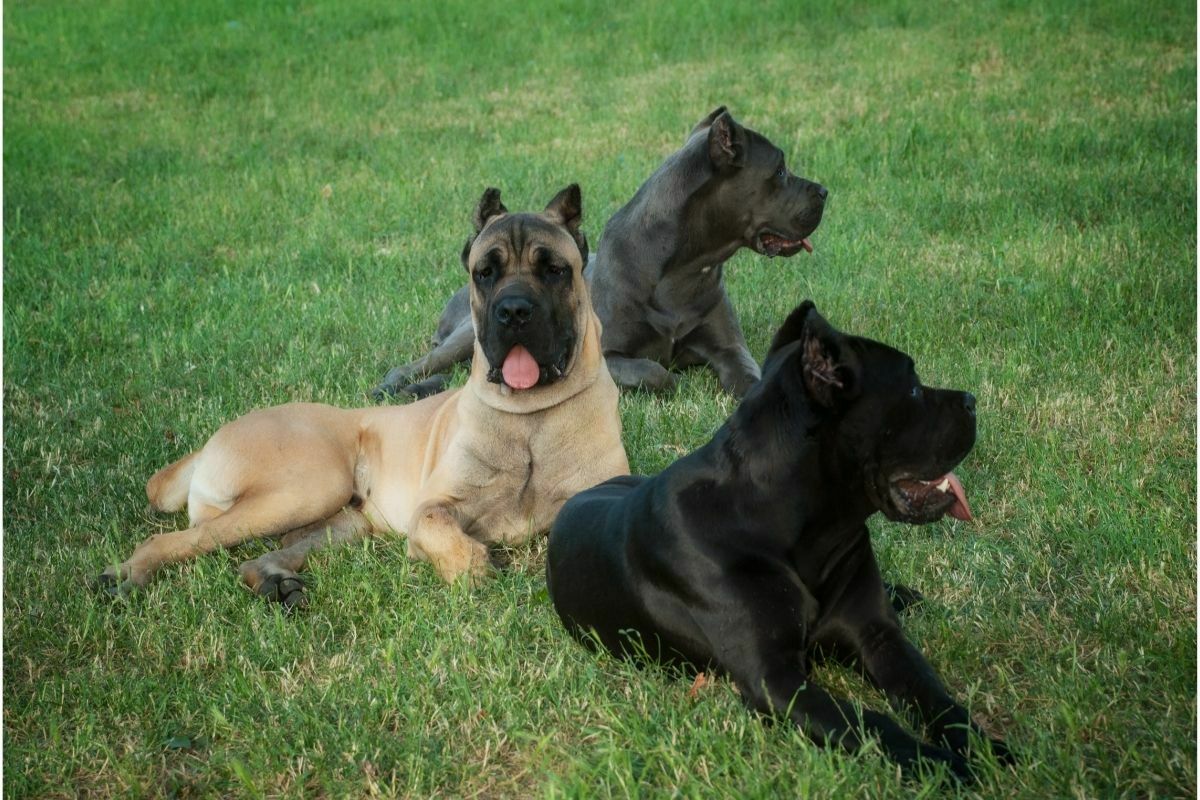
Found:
[3,0,1195,797]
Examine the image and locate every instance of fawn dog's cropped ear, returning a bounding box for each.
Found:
[461,188,509,270]
[543,183,588,264]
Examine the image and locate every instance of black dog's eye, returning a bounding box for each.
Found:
[910,385,922,399]
[775,165,787,179]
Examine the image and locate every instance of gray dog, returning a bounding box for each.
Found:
[373,107,827,399]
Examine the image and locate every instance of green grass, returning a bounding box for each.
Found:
[4,0,1195,796]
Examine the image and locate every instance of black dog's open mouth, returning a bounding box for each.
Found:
[755,229,814,257]
[486,345,570,391]
[888,473,973,523]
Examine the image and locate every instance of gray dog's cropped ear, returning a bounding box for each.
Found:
[544,183,588,263]
[708,110,746,170]
[689,105,728,140]
[472,187,508,233]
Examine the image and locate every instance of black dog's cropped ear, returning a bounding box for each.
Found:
[708,110,746,170]
[461,188,509,271]
[766,301,855,407]
[544,183,588,263]
[689,105,728,140]
[799,306,857,408]
[766,300,818,362]
[472,187,508,233]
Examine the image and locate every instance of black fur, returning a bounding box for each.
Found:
[547,301,1012,782]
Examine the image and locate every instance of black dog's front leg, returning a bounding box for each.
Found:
[830,549,1013,769]
[733,652,971,780]
[701,588,971,780]
[855,620,1013,766]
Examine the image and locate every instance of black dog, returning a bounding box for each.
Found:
[547,301,1012,781]
[372,107,826,399]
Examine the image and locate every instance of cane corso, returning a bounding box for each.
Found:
[372,106,826,400]
[97,186,629,605]
[546,301,1012,780]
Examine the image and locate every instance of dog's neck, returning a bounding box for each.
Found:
[717,370,878,531]
[604,140,749,278]
[467,309,605,415]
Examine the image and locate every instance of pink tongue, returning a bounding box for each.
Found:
[942,472,972,521]
[501,345,540,390]
[800,237,813,254]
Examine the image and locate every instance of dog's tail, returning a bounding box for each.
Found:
[146,450,200,512]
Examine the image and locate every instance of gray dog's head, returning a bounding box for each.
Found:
[687,106,827,258]
[460,185,590,392]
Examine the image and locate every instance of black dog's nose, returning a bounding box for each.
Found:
[495,295,534,328]
[962,392,976,416]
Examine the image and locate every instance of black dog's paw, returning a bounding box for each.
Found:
[938,726,1017,770]
[943,751,976,785]
[983,736,1016,767]
[884,582,925,615]
[256,573,308,612]
[899,744,976,785]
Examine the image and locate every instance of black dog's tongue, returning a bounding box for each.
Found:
[940,472,972,521]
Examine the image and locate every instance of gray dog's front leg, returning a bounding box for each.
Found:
[604,355,679,393]
[677,297,761,397]
[372,317,474,400]
[706,343,761,398]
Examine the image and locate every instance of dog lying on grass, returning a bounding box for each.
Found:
[547,300,1013,781]
[97,186,629,606]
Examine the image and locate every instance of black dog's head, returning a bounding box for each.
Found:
[688,106,827,258]
[461,185,589,392]
[764,301,977,524]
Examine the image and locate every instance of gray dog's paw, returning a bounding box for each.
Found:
[256,573,308,611]
[92,570,134,598]
[399,375,450,400]
[371,364,421,401]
